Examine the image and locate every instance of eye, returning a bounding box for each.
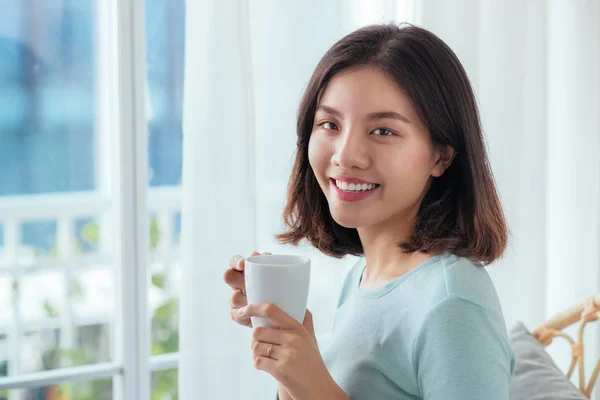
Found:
[319,121,339,131]
[372,128,395,136]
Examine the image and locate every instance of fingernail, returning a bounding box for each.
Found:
[238,308,245,316]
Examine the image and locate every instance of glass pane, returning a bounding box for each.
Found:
[74,217,102,255]
[72,269,114,321]
[0,0,116,391]
[146,0,185,356]
[20,271,65,322]
[21,221,57,257]
[0,1,97,196]
[56,377,113,400]
[2,378,113,400]
[149,214,180,357]
[151,368,178,400]
[18,272,112,371]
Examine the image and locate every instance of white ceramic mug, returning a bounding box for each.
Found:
[244,254,311,328]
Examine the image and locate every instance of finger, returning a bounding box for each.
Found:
[302,309,315,335]
[254,355,280,378]
[223,268,246,291]
[230,251,264,271]
[229,254,246,271]
[252,341,280,361]
[229,290,248,308]
[239,303,298,330]
[251,326,287,346]
[230,307,252,327]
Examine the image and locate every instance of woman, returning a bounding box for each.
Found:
[224,23,514,399]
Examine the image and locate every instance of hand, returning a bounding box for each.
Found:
[238,303,340,400]
[223,251,271,328]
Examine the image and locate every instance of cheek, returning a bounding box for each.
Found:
[407,152,433,173]
[386,146,435,184]
[308,133,329,174]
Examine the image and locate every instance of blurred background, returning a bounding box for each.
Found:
[0,1,598,399]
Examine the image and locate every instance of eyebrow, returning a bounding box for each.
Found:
[316,104,411,124]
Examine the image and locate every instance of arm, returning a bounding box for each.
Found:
[278,383,292,400]
[414,297,514,400]
[277,381,348,400]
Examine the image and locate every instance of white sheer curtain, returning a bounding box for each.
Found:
[179,1,600,398]
[421,1,600,391]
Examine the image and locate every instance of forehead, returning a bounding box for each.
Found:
[317,66,416,118]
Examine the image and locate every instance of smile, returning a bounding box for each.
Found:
[334,179,379,192]
[330,178,380,202]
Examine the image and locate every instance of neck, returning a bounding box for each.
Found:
[357,206,433,286]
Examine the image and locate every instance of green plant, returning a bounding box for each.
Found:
[43,299,60,318]
[150,288,179,400]
[152,368,178,400]
[150,217,161,251]
[80,219,180,399]
[81,222,99,247]
[149,214,179,399]
[39,303,112,400]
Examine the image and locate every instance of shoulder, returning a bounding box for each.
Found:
[417,253,504,320]
[404,252,509,357]
[412,294,515,398]
[413,252,512,355]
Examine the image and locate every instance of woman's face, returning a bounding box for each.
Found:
[308,66,450,230]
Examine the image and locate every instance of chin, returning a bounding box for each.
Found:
[329,208,365,229]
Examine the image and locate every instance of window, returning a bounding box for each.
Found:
[0,1,183,399]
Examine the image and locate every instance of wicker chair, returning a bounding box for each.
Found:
[531,294,600,398]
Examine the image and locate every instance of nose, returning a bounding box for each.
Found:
[331,128,370,170]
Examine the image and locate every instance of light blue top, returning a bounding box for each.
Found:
[321,252,515,399]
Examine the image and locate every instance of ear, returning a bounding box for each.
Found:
[431,145,456,177]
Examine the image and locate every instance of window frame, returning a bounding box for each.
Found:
[112,0,151,397]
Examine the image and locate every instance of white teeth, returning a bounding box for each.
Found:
[335,180,378,192]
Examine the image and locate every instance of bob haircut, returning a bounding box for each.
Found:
[276,24,508,266]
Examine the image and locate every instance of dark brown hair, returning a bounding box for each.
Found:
[275,23,508,266]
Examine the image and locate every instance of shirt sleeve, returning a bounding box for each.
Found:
[413,296,514,400]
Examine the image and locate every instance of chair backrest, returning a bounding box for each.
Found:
[532,294,600,399]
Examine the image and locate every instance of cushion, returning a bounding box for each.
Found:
[509,321,586,400]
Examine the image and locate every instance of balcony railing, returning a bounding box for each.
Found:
[0,186,181,392]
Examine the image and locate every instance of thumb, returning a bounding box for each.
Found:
[302,309,316,340]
